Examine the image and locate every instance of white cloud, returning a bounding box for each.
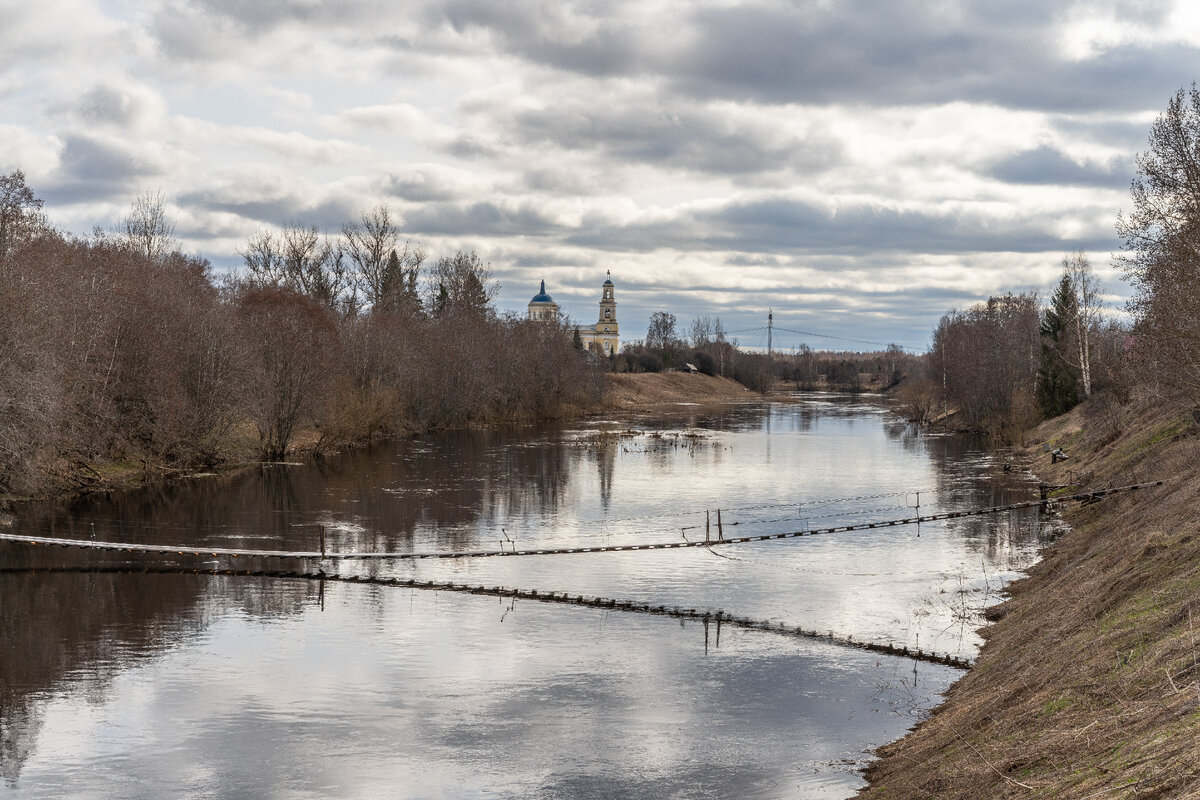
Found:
[6,0,1187,346]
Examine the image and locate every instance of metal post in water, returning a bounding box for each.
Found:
[717,509,723,541]
[706,511,711,543]
[914,491,920,538]
[319,525,326,559]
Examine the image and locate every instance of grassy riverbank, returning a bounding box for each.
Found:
[860,397,1200,797]
[602,372,755,411]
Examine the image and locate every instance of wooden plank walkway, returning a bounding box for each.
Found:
[0,482,1162,561]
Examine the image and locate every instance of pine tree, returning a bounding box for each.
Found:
[1037,275,1081,417]
[433,282,449,317]
[461,270,488,316]
[571,327,583,350]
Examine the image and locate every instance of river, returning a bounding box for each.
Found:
[0,396,1058,799]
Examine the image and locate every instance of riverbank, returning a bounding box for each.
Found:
[860,397,1200,797]
[0,371,757,509]
[602,371,754,411]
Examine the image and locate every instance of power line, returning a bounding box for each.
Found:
[715,324,913,351]
[772,326,907,350]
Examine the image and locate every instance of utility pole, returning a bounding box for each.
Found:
[767,308,773,360]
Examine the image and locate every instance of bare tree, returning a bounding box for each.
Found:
[240,230,288,286]
[281,224,351,312]
[342,205,397,294]
[1117,85,1200,398]
[0,273,59,493]
[647,312,677,350]
[121,190,177,261]
[240,225,353,314]
[342,205,425,313]
[236,287,339,459]
[931,293,1041,437]
[426,250,497,317]
[1061,252,1100,398]
[0,170,45,259]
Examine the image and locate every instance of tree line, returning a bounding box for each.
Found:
[889,86,1200,440]
[0,175,601,498]
[618,309,918,394]
[614,88,1200,440]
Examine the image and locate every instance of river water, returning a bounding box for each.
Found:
[0,396,1058,799]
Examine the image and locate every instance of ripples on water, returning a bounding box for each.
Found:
[1,397,1061,798]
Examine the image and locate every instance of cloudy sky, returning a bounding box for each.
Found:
[3,0,1196,351]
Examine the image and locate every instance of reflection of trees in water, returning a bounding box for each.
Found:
[15,427,579,557]
[918,430,1053,562]
[882,414,1057,561]
[0,424,588,785]
[0,570,315,787]
[592,440,616,510]
[357,430,576,550]
[882,419,922,451]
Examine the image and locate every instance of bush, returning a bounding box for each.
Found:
[637,353,664,373]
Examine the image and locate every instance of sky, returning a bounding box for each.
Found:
[2,0,1197,352]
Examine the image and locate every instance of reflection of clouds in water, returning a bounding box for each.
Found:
[15,587,957,799]
[5,397,1051,796]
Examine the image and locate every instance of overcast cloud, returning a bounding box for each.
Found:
[3,0,1197,350]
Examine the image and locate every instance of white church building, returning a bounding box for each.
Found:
[528,273,620,356]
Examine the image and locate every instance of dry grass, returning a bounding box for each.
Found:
[602,372,754,411]
[861,392,1200,799]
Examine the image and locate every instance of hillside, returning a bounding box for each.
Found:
[860,398,1200,797]
[603,372,755,411]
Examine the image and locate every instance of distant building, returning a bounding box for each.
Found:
[528,280,559,321]
[528,272,620,355]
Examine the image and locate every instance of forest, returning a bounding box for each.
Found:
[0,180,601,499]
[5,84,1200,497]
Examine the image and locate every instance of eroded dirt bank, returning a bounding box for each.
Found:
[860,399,1200,798]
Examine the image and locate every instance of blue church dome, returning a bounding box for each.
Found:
[530,280,554,303]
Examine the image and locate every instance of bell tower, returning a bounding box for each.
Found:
[596,270,618,354]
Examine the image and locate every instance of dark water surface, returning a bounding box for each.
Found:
[1,397,1057,798]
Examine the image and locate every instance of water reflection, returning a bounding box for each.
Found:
[1,397,1058,798]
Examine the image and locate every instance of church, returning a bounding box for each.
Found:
[528,273,620,356]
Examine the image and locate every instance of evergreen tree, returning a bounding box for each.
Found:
[572,327,583,350]
[433,282,449,317]
[380,249,402,306]
[1037,275,1081,417]
[378,248,423,315]
[461,270,488,316]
